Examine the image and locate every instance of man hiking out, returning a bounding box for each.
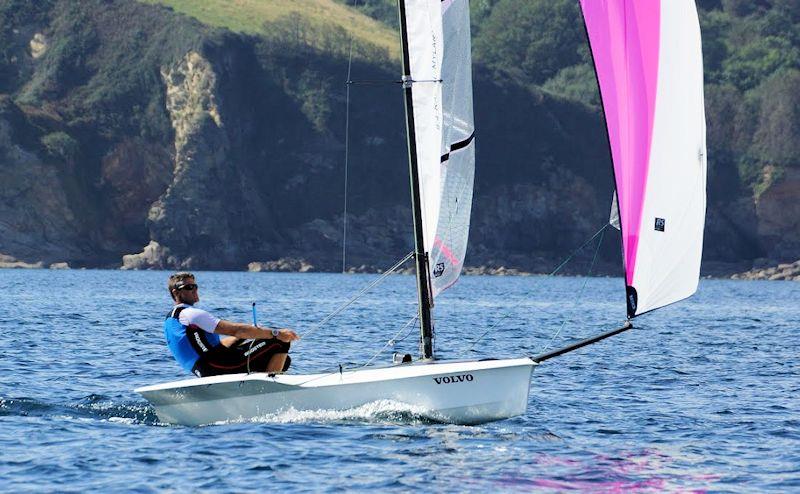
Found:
[163,272,299,377]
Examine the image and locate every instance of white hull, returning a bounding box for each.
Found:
[135,358,536,426]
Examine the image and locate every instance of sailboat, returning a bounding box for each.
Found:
[136,0,707,427]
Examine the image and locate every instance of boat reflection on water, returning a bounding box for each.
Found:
[495,449,722,492]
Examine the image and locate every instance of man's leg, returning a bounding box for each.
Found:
[267,353,288,373]
[251,340,291,373]
[196,340,290,376]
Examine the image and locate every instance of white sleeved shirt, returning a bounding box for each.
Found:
[177,304,221,334]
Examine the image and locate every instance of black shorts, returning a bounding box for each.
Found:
[193,339,291,377]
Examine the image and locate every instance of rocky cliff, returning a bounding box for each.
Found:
[0,0,797,276]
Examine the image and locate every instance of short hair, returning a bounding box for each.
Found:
[168,272,195,297]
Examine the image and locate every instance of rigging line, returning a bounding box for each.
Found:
[538,224,607,354]
[361,313,419,368]
[460,223,611,357]
[297,251,415,343]
[246,302,258,374]
[293,313,417,395]
[342,81,350,273]
[292,362,360,387]
[345,78,442,85]
[341,0,359,273]
[548,223,610,277]
[347,79,403,85]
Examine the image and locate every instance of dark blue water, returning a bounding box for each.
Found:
[1,269,798,492]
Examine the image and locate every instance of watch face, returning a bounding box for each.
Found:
[272,329,280,337]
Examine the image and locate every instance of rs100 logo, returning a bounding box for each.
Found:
[433,374,474,385]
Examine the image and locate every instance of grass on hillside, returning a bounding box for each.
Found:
[139,0,399,59]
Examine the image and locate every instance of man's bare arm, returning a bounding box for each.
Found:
[214,320,299,343]
[219,336,239,348]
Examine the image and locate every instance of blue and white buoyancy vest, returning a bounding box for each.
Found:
[163,305,222,373]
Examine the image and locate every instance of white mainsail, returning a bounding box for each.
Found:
[581,0,707,317]
[404,0,475,297]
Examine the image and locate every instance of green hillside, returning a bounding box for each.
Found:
[1,0,798,270]
[139,0,399,59]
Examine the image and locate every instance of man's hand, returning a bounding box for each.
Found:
[275,329,300,343]
[215,320,300,342]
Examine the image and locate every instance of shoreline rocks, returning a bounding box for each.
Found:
[1,256,798,282]
[731,260,800,281]
[248,258,314,273]
[0,254,43,269]
[121,241,176,270]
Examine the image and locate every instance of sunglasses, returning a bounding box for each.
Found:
[175,283,198,291]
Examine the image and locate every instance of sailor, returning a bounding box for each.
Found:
[163,272,300,377]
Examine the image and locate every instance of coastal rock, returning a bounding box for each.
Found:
[121,241,175,270]
[161,51,222,155]
[248,258,314,272]
[100,138,172,238]
[0,254,44,269]
[29,33,47,59]
[703,197,762,263]
[731,259,800,281]
[130,50,232,268]
[755,168,800,260]
[0,98,88,266]
[462,265,527,276]
[289,207,414,273]
[129,43,286,270]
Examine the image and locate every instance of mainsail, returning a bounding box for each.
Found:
[403,0,475,297]
[581,0,707,317]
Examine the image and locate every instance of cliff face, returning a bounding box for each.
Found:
[0,97,86,265]
[0,0,797,274]
[125,49,239,269]
[756,168,800,260]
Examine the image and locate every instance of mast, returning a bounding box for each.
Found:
[397,0,435,360]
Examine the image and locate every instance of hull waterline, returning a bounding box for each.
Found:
[135,358,536,426]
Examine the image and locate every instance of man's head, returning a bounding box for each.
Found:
[168,272,199,305]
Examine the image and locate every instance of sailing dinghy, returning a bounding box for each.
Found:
[136,0,707,426]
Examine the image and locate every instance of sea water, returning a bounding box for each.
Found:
[0,269,797,492]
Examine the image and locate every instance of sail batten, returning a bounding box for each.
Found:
[581,0,707,317]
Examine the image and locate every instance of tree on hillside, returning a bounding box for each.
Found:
[722,35,800,90]
[722,0,771,17]
[697,0,723,10]
[704,83,747,196]
[700,10,731,83]
[0,1,53,92]
[334,0,396,27]
[771,0,800,22]
[473,0,583,84]
[16,2,98,102]
[751,69,800,168]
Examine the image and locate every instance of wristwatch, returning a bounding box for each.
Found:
[271,328,280,338]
